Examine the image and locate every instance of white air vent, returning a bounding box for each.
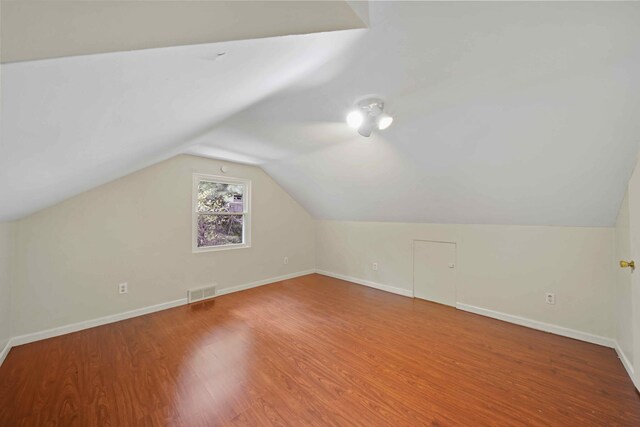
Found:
[188,284,217,303]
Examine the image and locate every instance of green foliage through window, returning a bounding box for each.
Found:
[196,180,246,247]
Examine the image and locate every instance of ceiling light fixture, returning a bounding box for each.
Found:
[377,113,393,130]
[346,110,364,129]
[346,98,393,137]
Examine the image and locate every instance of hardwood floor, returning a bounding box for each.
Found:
[1,273,639,426]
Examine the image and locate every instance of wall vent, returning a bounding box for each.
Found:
[188,285,217,303]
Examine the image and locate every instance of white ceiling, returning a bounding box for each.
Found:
[190,2,640,226]
[0,29,365,220]
[2,2,640,226]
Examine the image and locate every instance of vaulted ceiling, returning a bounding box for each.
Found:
[1,0,367,62]
[0,1,366,220]
[2,2,640,226]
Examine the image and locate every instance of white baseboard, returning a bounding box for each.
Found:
[296,273,640,391]
[10,298,188,347]
[216,269,316,297]
[456,303,616,348]
[315,270,414,298]
[4,269,638,394]
[1,269,316,366]
[0,339,11,366]
[614,341,639,391]
[314,273,616,350]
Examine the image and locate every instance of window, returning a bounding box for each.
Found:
[193,174,251,252]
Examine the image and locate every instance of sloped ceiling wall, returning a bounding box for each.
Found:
[0,29,365,221]
[2,2,640,226]
[190,2,640,226]
[1,0,367,62]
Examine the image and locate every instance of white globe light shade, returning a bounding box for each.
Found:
[346,110,364,129]
[377,114,393,130]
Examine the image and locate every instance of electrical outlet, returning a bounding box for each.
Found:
[284,256,289,265]
[545,292,555,305]
[118,282,128,294]
[372,262,378,271]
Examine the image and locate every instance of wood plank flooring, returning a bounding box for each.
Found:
[1,273,639,426]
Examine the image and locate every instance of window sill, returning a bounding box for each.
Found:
[192,243,251,254]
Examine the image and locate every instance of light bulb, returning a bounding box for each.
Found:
[346,110,364,129]
[377,114,393,130]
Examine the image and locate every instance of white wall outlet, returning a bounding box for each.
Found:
[284,256,289,265]
[545,292,555,305]
[118,282,128,294]
[372,262,378,271]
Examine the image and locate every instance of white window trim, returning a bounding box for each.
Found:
[192,173,252,253]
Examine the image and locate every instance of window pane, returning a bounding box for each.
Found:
[197,182,244,213]
[197,214,243,247]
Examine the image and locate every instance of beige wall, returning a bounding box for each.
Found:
[614,191,634,364]
[316,220,615,338]
[11,155,315,336]
[3,154,622,345]
[0,222,16,350]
